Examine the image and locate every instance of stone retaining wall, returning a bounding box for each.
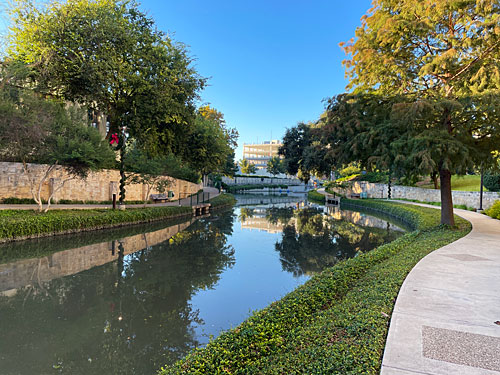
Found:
[0,162,202,202]
[336,181,499,210]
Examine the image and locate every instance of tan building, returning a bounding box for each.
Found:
[243,140,282,169]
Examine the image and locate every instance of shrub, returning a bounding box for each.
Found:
[339,164,361,177]
[307,190,325,203]
[1,197,39,204]
[485,200,500,219]
[209,193,236,209]
[484,174,500,192]
[0,206,192,242]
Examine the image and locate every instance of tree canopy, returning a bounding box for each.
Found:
[331,0,500,225]
[279,123,312,182]
[8,0,205,155]
[266,156,285,176]
[183,106,238,180]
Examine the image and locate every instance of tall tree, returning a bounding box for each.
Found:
[183,106,238,184]
[279,123,312,183]
[8,0,205,155]
[340,0,500,225]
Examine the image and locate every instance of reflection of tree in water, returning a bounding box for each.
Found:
[275,208,398,277]
[0,210,236,375]
[238,207,255,223]
[265,207,295,226]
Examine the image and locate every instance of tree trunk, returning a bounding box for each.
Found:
[431,172,439,189]
[439,168,455,226]
[119,143,126,205]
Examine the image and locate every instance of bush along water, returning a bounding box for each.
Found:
[161,200,470,374]
[0,206,192,243]
[307,189,325,203]
[209,193,237,209]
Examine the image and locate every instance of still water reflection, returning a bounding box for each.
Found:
[0,197,403,374]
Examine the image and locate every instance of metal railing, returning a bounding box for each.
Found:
[176,192,212,206]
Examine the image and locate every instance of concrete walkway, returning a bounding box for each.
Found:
[381,205,500,374]
[0,187,220,210]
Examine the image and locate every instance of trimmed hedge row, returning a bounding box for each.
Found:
[0,206,192,243]
[0,197,149,205]
[161,201,470,374]
[209,193,237,209]
[307,189,325,203]
[0,194,239,243]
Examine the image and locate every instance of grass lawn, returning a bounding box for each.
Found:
[418,174,486,191]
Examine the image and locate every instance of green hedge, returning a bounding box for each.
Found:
[307,189,325,203]
[0,206,192,242]
[161,201,470,374]
[209,193,237,209]
[1,197,151,205]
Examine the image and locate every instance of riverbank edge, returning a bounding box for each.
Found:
[307,189,325,203]
[161,199,471,374]
[0,193,236,244]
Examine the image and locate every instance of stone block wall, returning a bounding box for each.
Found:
[335,181,499,210]
[0,162,202,202]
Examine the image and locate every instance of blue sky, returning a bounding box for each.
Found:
[139,0,372,159]
[1,0,373,159]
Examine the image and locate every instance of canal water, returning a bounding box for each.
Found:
[0,195,404,374]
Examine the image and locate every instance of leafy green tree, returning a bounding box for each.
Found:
[0,86,115,211]
[266,156,285,176]
[238,159,257,175]
[279,123,310,176]
[339,0,500,225]
[183,107,238,184]
[222,150,238,177]
[8,0,204,155]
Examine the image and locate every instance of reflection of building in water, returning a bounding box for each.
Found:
[0,220,195,297]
